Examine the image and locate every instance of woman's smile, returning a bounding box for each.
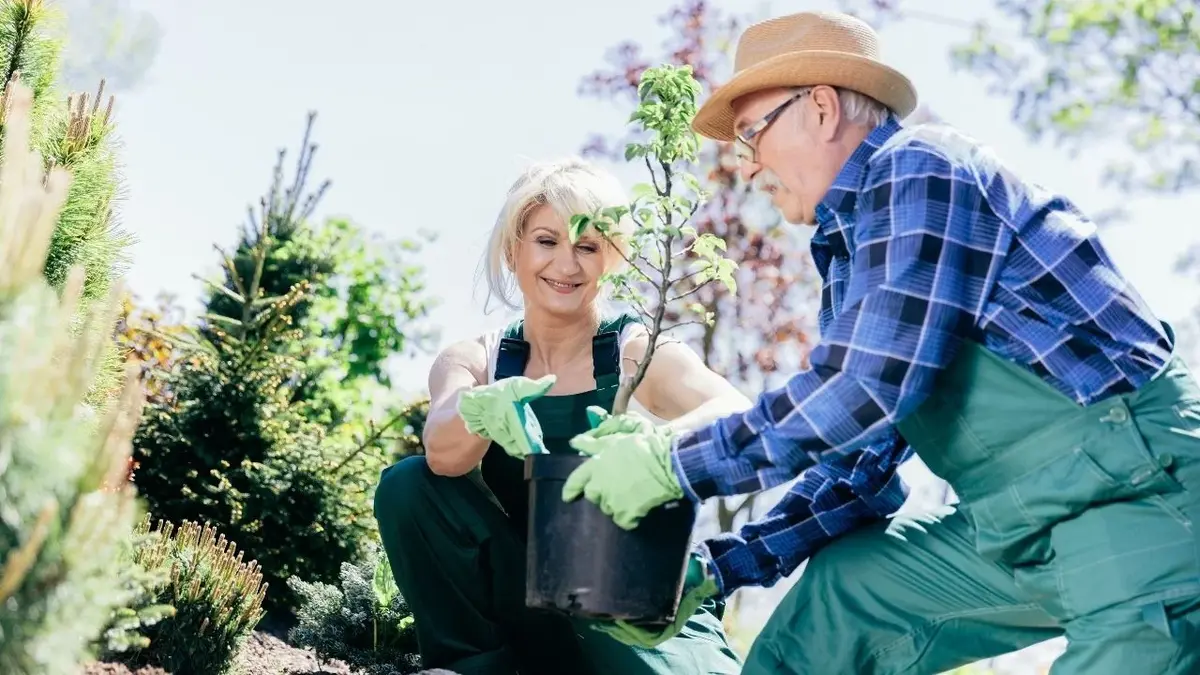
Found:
[542,277,582,294]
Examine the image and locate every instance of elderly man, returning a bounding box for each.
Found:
[563,9,1200,675]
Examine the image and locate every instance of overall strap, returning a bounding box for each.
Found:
[592,314,641,390]
[493,315,640,389]
[494,320,529,381]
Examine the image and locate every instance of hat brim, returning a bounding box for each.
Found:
[692,50,918,142]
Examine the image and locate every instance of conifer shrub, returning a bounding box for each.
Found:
[287,544,421,675]
[109,517,267,675]
[0,76,144,675]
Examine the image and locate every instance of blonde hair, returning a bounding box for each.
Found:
[479,157,632,312]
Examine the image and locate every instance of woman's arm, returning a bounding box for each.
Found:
[623,331,752,432]
[422,338,491,476]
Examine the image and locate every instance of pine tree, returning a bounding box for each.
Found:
[131,114,437,614]
[0,77,145,675]
[131,227,378,613]
[204,112,436,458]
[0,0,134,402]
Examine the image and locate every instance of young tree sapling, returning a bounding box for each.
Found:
[569,63,738,415]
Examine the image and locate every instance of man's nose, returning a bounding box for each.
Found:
[739,158,762,184]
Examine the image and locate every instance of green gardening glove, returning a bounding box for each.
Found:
[456,375,556,459]
[591,552,719,648]
[562,428,684,530]
[582,406,662,437]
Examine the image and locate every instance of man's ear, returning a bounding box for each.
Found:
[810,85,841,142]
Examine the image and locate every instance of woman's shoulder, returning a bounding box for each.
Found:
[430,333,493,381]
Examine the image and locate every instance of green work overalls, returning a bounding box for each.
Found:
[374,315,742,675]
[742,335,1200,675]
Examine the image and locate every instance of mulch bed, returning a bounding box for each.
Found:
[233,629,359,674]
[80,664,170,675]
[80,627,362,675]
[80,626,458,675]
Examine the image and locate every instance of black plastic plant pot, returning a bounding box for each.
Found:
[523,452,697,624]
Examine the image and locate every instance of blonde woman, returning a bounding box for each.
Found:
[373,158,746,675]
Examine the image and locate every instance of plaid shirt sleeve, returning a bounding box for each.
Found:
[699,429,911,595]
[672,143,981,500]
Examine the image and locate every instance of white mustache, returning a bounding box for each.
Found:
[752,169,784,193]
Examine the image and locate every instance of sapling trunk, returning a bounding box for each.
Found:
[610,158,679,415]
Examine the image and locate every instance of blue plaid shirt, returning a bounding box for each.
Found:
[693,118,1174,595]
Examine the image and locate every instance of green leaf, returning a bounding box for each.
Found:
[714,258,739,295]
[632,183,657,199]
[373,555,399,608]
[568,214,591,243]
[600,205,631,224]
[690,233,726,259]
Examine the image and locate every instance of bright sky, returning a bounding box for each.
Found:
[117,0,1200,388]
[110,0,1198,652]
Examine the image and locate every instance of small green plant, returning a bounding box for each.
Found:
[110,517,267,675]
[569,63,737,414]
[287,544,421,675]
[95,527,176,655]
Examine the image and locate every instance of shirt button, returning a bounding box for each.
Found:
[1159,453,1174,469]
[1106,406,1128,424]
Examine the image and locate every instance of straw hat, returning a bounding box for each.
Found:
[693,11,917,142]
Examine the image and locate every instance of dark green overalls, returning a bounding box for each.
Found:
[374,315,742,675]
[742,337,1200,675]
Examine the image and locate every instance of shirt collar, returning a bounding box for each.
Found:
[814,117,904,238]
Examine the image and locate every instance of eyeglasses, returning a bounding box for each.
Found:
[733,89,811,163]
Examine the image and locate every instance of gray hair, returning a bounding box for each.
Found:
[793,85,892,128]
[478,157,632,312]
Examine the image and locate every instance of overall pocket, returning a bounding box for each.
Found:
[967,417,1195,620]
[967,416,1184,568]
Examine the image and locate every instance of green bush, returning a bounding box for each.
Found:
[390,397,429,461]
[131,116,437,614]
[287,544,421,674]
[132,256,378,614]
[110,517,267,675]
[0,77,144,675]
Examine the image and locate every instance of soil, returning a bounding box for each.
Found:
[78,628,355,674]
[80,626,458,675]
[80,664,170,675]
[232,629,358,674]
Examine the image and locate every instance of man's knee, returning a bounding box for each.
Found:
[745,526,891,673]
[749,521,973,674]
